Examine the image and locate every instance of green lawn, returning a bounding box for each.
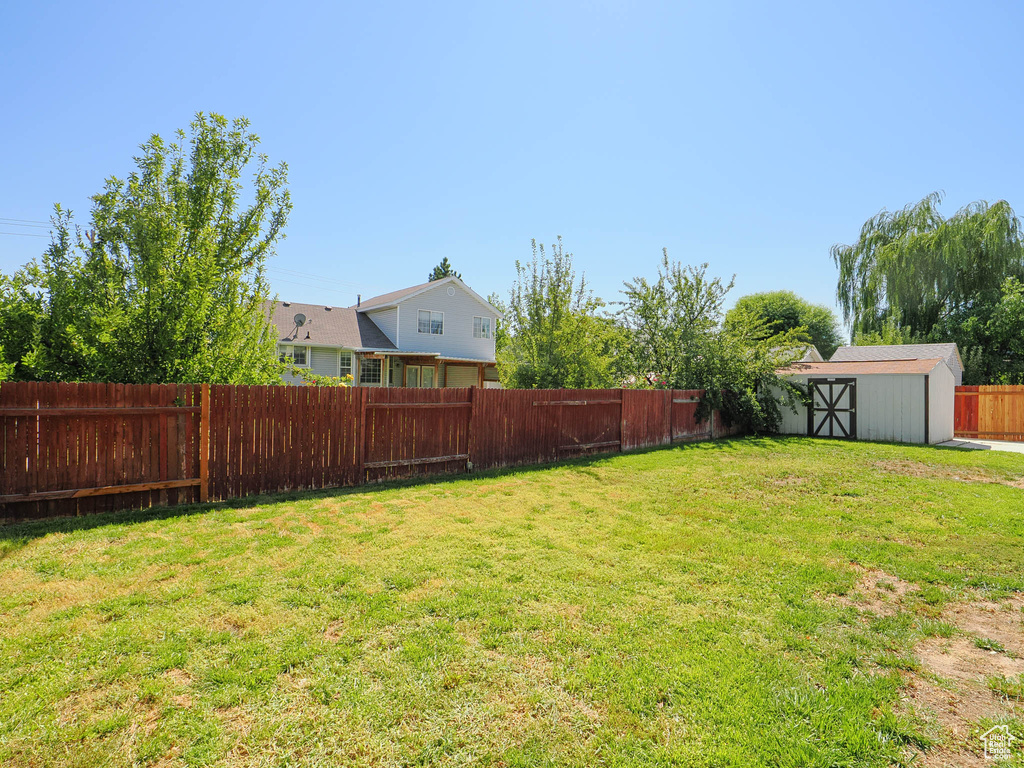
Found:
[1,438,1023,767]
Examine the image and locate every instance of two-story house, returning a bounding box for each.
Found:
[269,276,503,387]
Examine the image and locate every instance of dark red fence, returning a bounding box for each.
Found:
[1,383,739,524]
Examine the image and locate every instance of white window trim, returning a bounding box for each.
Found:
[339,350,354,377]
[417,309,444,336]
[279,344,310,367]
[473,316,492,339]
[406,364,437,388]
[359,356,383,386]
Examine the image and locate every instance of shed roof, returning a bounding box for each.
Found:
[778,358,946,376]
[267,301,397,351]
[830,343,963,372]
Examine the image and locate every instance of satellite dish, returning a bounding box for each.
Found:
[293,313,307,327]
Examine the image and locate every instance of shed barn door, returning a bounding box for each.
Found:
[807,378,857,439]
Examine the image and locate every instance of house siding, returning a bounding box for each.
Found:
[393,283,497,361]
[367,307,399,345]
[310,347,340,377]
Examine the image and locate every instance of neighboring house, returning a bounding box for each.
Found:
[774,344,824,363]
[269,276,504,388]
[829,343,964,385]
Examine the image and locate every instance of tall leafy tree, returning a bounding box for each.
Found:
[11,113,290,384]
[497,237,619,388]
[832,192,1024,339]
[428,257,461,282]
[724,290,843,359]
[620,252,804,432]
[0,264,44,380]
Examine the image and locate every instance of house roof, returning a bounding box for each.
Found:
[355,276,504,318]
[778,358,946,376]
[830,343,963,372]
[267,301,397,351]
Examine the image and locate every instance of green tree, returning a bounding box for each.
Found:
[12,113,290,384]
[620,252,804,432]
[941,277,1024,384]
[724,290,843,359]
[832,192,1024,340]
[851,315,915,347]
[0,264,44,380]
[428,257,461,282]
[497,237,618,389]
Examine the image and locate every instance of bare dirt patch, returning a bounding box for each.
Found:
[833,565,919,617]
[917,638,1024,683]
[941,596,1024,658]
[874,459,1024,490]
[834,566,1024,765]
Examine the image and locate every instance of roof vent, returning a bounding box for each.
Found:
[282,301,290,307]
[325,306,332,311]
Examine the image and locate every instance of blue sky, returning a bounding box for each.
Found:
[3,1,1023,332]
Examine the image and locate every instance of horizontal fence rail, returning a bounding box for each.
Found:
[954,385,1024,442]
[1,383,740,524]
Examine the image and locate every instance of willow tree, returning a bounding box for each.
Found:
[16,113,290,384]
[832,192,1024,339]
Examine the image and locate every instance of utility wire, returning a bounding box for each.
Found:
[0,217,50,225]
[269,277,360,298]
[0,231,50,238]
[268,265,375,290]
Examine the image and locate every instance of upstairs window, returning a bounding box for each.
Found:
[418,310,444,335]
[473,316,492,339]
[278,345,308,366]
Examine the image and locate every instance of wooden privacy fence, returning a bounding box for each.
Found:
[1,382,740,524]
[954,385,1024,442]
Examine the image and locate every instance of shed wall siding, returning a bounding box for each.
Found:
[776,384,808,435]
[778,373,945,444]
[392,283,497,361]
[928,365,956,443]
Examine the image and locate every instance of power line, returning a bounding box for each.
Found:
[0,217,50,225]
[0,231,50,238]
[268,265,374,290]
[0,221,51,230]
[268,276,359,298]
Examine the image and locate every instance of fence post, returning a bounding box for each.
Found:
[199,383,210,502]
[664,390,672,445]
[357,387,367,483]
[668,389,674,444]
[619,388,627,452]
[468,385,476,471]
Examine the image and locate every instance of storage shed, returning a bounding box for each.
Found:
[776,358,955,444]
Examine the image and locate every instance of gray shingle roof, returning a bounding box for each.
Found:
[266,301,396,350]
[830,343,963,373]
[353,280,435,311]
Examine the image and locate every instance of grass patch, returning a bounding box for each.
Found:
[1,436,1023,766]
[988,675,1024,701]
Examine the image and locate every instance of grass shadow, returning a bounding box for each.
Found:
[0,436,751,547]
